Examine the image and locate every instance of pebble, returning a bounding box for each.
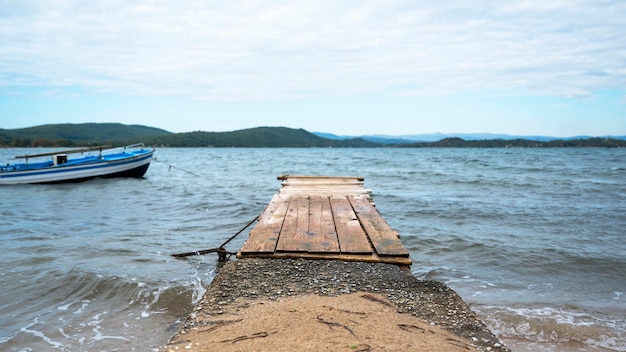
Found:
[164,258,510,352]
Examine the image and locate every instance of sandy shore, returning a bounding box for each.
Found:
[161,258,509,352]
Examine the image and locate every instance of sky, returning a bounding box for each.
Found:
[1,0,625,137]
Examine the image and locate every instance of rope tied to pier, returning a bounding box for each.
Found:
[153,156,202,177]
[171,214,260,261]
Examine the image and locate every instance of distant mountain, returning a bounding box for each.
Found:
[310,132,345,140]
[153,127,378,147]
[0,124,377,148]
[314,132,415,145]
[0,123,171,147]
[2,123,624,148]
[313,132,626,143]
[392,133,626,142]
[399,137,626,148]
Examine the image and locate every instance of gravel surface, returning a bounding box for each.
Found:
[165,258,510,352]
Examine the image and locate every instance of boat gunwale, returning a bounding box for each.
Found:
[13,145,115,159]
[1,151,153,173]
[0,146,154,184]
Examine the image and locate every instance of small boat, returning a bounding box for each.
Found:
[0,143,155,185]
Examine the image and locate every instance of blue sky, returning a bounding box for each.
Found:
[1,1,625,137]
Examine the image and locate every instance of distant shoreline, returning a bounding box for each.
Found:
[3,138,625,148]
[2,123,625,148]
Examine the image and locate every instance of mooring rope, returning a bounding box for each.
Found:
[153,157,202,177]
[171,214,261,261]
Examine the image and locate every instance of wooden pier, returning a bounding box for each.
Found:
[237,176,412,266]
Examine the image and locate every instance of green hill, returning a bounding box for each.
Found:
[0,123,378,148]
[0,123,171,147]
[399,137,626,148]
[3,123,622,148]
[153,127,377,147]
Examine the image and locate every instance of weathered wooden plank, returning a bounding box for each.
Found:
[278,175,370,196]
[281,182,364,189]
[282,180,363,188]
[307,195,340,253]
[278,175,364,181]
[329,196,372,254]
[237,251,412,266]
[239,194,290,254]
[348,195,410,257]
[276,195,310,252]
[238,176,412,266]
[280,183,365,189]
[279,188,371,195]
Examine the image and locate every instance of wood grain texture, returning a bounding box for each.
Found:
[349,195,410,257]
[238,176,412,265]
[276,195,310,252]
[307,195,340,253]
[239,194,289,254]
[329,196,372,254]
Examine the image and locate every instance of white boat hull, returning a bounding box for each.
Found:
[0,149,154,185]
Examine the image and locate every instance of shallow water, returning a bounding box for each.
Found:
[0,147,624,351]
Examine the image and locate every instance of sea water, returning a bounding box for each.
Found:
[0,147,624,351]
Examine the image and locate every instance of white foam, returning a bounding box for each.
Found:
[91,326,130,342]
[190,276,206,305]
[57,303,71,311]
[58,328,70,338]
[83,311,130,343]
[20,319,64,349]
[73,300,90,315]
[475,305,626,351]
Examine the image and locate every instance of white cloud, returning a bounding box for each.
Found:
[0,0,624,101]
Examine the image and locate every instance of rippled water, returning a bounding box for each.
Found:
[1,147,624,351]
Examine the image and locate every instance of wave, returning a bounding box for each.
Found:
[0,268,201,351]
[2,147,624,352]
[475,305,626,351]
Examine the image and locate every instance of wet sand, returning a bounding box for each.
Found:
[161,258,509,352]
